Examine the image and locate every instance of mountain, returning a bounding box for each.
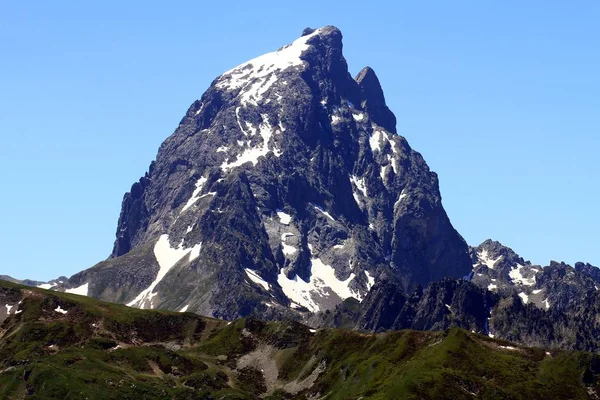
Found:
[56,26,472,320]
[2,279,600,399]
[24,24,600,356]
[319,239,600,351]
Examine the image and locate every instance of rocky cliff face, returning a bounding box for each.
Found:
[59,26,472,320]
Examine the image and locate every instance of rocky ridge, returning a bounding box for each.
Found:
[316,239,600,351]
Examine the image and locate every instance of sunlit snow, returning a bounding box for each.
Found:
[379,166,388,184]
[127,235,201,309]
[365,271,376,291]
[352,112,365,121]
[216,29,322,106]
[394,189,408,209]
[181,176,208,213]
[509,263,536,286]
[477,249,503,269]
[65,282,89,296]
[386,154,398,174]
[277,256,357,312]
[221,114,281,171]
[277,210,292,225]
[37,283,55,290]
[350,175,367,198]
[313,205,335,222]
[281,233,297,256]
[54,306,68,314]
[244,268,270,291]
[518,292,529,304]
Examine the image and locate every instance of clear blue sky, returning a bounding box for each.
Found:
[1,1,599,281]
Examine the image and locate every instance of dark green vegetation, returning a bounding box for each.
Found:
[1,280,599,399]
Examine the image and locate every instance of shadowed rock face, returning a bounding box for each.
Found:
[316,239,600,352]
[59,25,472,320]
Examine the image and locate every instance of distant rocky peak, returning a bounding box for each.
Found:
[470,239,542,299]
[575,262,600,283]
[470,239,536,275]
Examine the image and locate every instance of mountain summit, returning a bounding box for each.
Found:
[61,26,472,320]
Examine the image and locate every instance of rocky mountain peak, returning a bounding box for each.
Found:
[470,239,537,276]
[470,239,541,302]
[59,26,473,320]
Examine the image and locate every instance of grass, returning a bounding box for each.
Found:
[1,279,599,399]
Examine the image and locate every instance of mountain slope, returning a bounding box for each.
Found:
[58,26,472,319]
[2,280,600,399]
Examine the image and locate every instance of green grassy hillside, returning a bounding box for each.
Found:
[1,280,599,399]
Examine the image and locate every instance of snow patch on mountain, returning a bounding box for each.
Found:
[380,165,388,183]
[65,282,89,296]
[277,210,292,225]
[189,242,202,262]
[216,28,322,106]
[281,233,297,255]
[181,176,208,213]
[476,249,503,269]
[386,154,398,174]
[352,112,365,121]
[518,292,529,304]
[350,175,367,198]
[127,235,201,309]
[394,189,408,209]
[37,283,55,290]
[244,268,270,291]
[54,306,68,314]
[365,271,375,291]
[221,115,281,171]
[509,264,536,286]
[544,298,550,309]
[369,130,383,152]
[277,257,357,312]
[313,205,335,222]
